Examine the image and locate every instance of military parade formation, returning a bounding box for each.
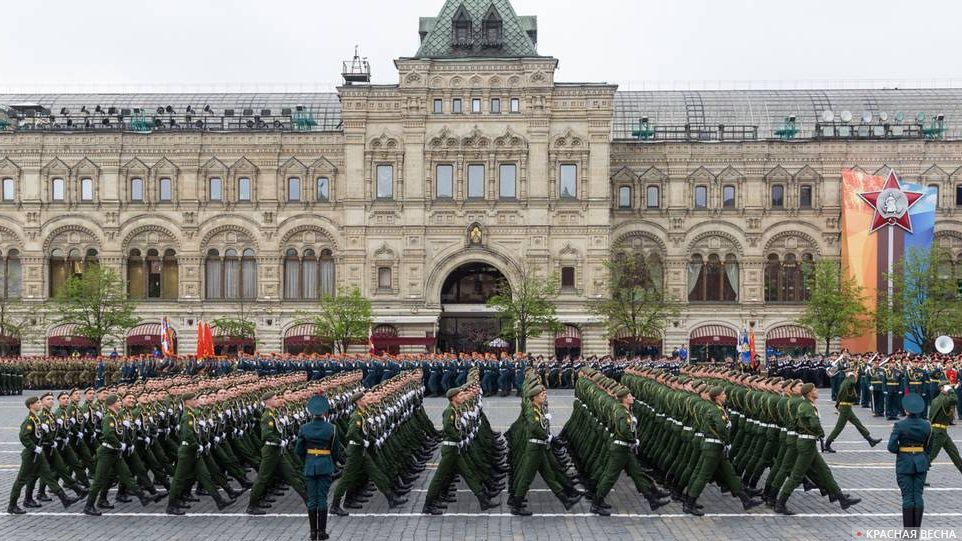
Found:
[2,349,961,538]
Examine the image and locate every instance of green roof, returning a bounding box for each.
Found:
[415,0,539,59]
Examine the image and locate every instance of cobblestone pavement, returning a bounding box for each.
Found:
[0,390,959,541]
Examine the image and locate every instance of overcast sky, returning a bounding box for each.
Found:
[2,0,961,92]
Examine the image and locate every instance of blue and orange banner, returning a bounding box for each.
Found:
[840,169,936,353]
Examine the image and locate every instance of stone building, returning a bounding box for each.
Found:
[1,0,961,359]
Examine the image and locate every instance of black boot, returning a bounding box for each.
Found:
[246,503,266,515]
[821,440,836,453]
[478,495,499,511]
[682,495,704,516]
[82,501,102,516]
[915,506,924,528]
[7,503,26,514]
[97,495,114,509]
[868,437,882,448]
[902,508,913,528]
[22,496,41,509]
[773,493,794,515]
[836,493,861,510]
[738,491,763,510]
[135,490,152,507]
[645,493,671,511]
[166,499,186,515]
[212,492,232,511]
[36,488,52,502]
[318,508,330,541]
[508,495,532,516]
[590,496,611,516]
[57,491,80,509]
[309,508,318,541]
[421,501,443,515]
[330,500,349,517]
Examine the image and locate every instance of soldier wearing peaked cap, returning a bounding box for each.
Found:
[889,393,930,530]
[294,395,340,541]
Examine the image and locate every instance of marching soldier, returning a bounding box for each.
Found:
[822,371,882,452]
[927,384,962,479]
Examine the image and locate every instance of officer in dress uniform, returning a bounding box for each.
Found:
[294,395,340,541]
[888,393,930,531]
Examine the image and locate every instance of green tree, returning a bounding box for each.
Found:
[53,266,140,351]
[486,265,561,353]
[590,256,679,354]
[305,286,373,354]
[876,245,962,353]
[797,259,872,354]
[212,298,257,348]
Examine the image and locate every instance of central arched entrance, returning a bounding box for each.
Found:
[437,262,513,353]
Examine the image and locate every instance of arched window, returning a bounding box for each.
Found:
[52,178,65,201]
[49,249,67,297]
[80,178,94,202]
[238,177,251,202]
[453,8,472,47]
[205,249,222,299]
[320,249,335,297]
[378,267,392,290]
[316,177,330,202]
[689,253,738,302]
[284,248,301,299]
[288,177,301,202]
[618,186,631,208]
[127,249,145,299]
[2,249,21,299]
[224,249,240,298]
[241,249,257,299]
[771,184,785,208]
[159,177,172,202]
[646,185,659,208]
[766,251,815,302]
[694,185,707,208]
[723,185,736,208]
[1,178,13,202]
[130,177,144,202]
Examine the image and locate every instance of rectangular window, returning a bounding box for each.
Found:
[52,178,65,201]
[694,185,707,208]
[238,177,251,202]
[928,184,939,206]
[618,186,631,208]
[436,164,454,198]
[1,178,13,201]
[560,164,577,199]
[722,185,736,208]
[433,98,443,114]
[771,184,785,208]
[288,177,301,202]
[467,164,485,199]
[130,178,144,202]
[471,98,481,113]
[209,177,222,201]
[956,185,962,207]
[377,267,392,289]
[799,185,813,208]
[81,178,94,202]
[376,165,394,199]
[646,185,659,208]
[452,98,462,114]
[490,98,501,114]
[159,178,172,202]
[510,97,520,113]
[316,177,330,201]
[499,164,516,199]
[561,267,576,289]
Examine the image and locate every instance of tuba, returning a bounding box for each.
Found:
[935,335,955,355]
[825,353,845,377]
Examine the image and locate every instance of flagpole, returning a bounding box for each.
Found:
[887,226,894,353]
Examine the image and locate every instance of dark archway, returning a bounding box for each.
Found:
[438,262,512,353]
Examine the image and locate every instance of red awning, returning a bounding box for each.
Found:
[690,325,738,346]
[610,327,662,346]
[766,325,816,348]
[126,323,177,346]
[284,323,328,346]
[555,325,582,348]
[372,336,437,347]
[48,324,97,348]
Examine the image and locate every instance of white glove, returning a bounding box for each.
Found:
[56,418,64,426]
[120,443,128,452]
[41,423,50,432]
[205,443,211,452]
[214,436,221,444]
[122,420,131,428]
[33,446,42,454]
[145,437,151,445]
[135,419,142,427]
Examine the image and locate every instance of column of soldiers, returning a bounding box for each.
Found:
[0,359,24,394]
[420,367,506,515]
[504,368,583,515]
[321,370,437,516]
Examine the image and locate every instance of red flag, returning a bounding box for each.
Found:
[195,322,205,358]
[203,322,215,357]
[749,329,758,372]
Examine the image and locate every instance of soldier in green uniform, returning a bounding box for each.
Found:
[927,384,962,479]
[81,394,160,515]
[888,393,930,529]
[245,391,307,515]
[165,392,234,515]
[822,371,882,452]
[7,396,81,514]
[294,395,340,541]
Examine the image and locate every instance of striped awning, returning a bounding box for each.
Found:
[690,325,738,346]
[766,325,816,348]
[48,324,96,348]
[128,323,161,337]
[285,323,317,338]
[555,325,582,348]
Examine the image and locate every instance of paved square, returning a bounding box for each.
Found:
[0,390,959,541]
